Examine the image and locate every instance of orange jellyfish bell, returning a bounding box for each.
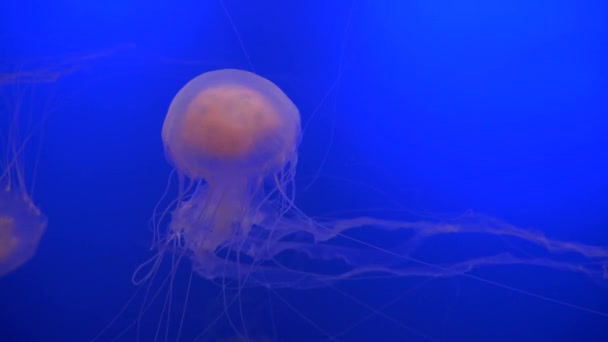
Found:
[162,68,301,183]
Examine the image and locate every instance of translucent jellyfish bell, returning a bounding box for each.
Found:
[0,189,46,276]
[153,68,608,290]
[162,68,301,182]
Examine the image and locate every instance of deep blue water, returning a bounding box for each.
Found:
[1,1,608,341]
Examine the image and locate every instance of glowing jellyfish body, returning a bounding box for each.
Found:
[162,69,301,279]
[0,189,47,276]
[0,46,133,278]
[159,68,608,289]
[0,76,48,277]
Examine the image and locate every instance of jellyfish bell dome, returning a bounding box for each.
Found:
[162,69,301,182]
[0,189,47,276]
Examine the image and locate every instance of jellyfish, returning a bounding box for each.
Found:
[0,70,51,277]
[100,67,608,342]
[149,68,608,291]
[0,45,134,277]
